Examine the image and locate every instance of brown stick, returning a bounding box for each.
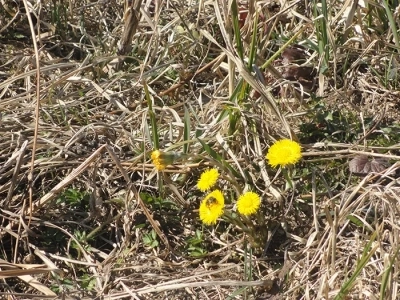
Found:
[118,0,143,56]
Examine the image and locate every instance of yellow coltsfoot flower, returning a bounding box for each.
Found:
[199,189,225,225]
[197,168,219,192]
[237,191,261,216]
[266,139,302,168]
[151,150,181,171]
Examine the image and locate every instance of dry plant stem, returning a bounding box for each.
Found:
[310,141,400,151]
[0,62,90,91]
[111,279,273,299]
[0,267,56,279]
[4,140,28,208]
[331,205,338,275]
[105,264,260,297]
[22,0,40,228]
[118,0,142,56]
[304,149,400,160]
[0,7,20,35]
[214,0,234,95]
[161,174,187,207]
[311,170,319,233]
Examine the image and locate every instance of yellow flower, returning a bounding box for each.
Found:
[151,150,180,171]
[199,190,225,225]
[197,168,219,192]
[266,139,302,168]
[237,192,261,216]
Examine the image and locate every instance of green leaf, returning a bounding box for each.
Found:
[144,81,159,150]
[346,215,364,228]
[197,138,240,178]
[230,0,244,60]
[334,230,379,299]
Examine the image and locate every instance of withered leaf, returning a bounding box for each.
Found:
[281,45,307,65]
[349,155,390,176]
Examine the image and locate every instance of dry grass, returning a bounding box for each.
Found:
[1,0,400,299]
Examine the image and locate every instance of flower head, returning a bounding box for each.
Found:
[237,192,261,216]
[199,189,225,225]
[151,150,180,171]
[197,168,219,192]
[266,139,302,168]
